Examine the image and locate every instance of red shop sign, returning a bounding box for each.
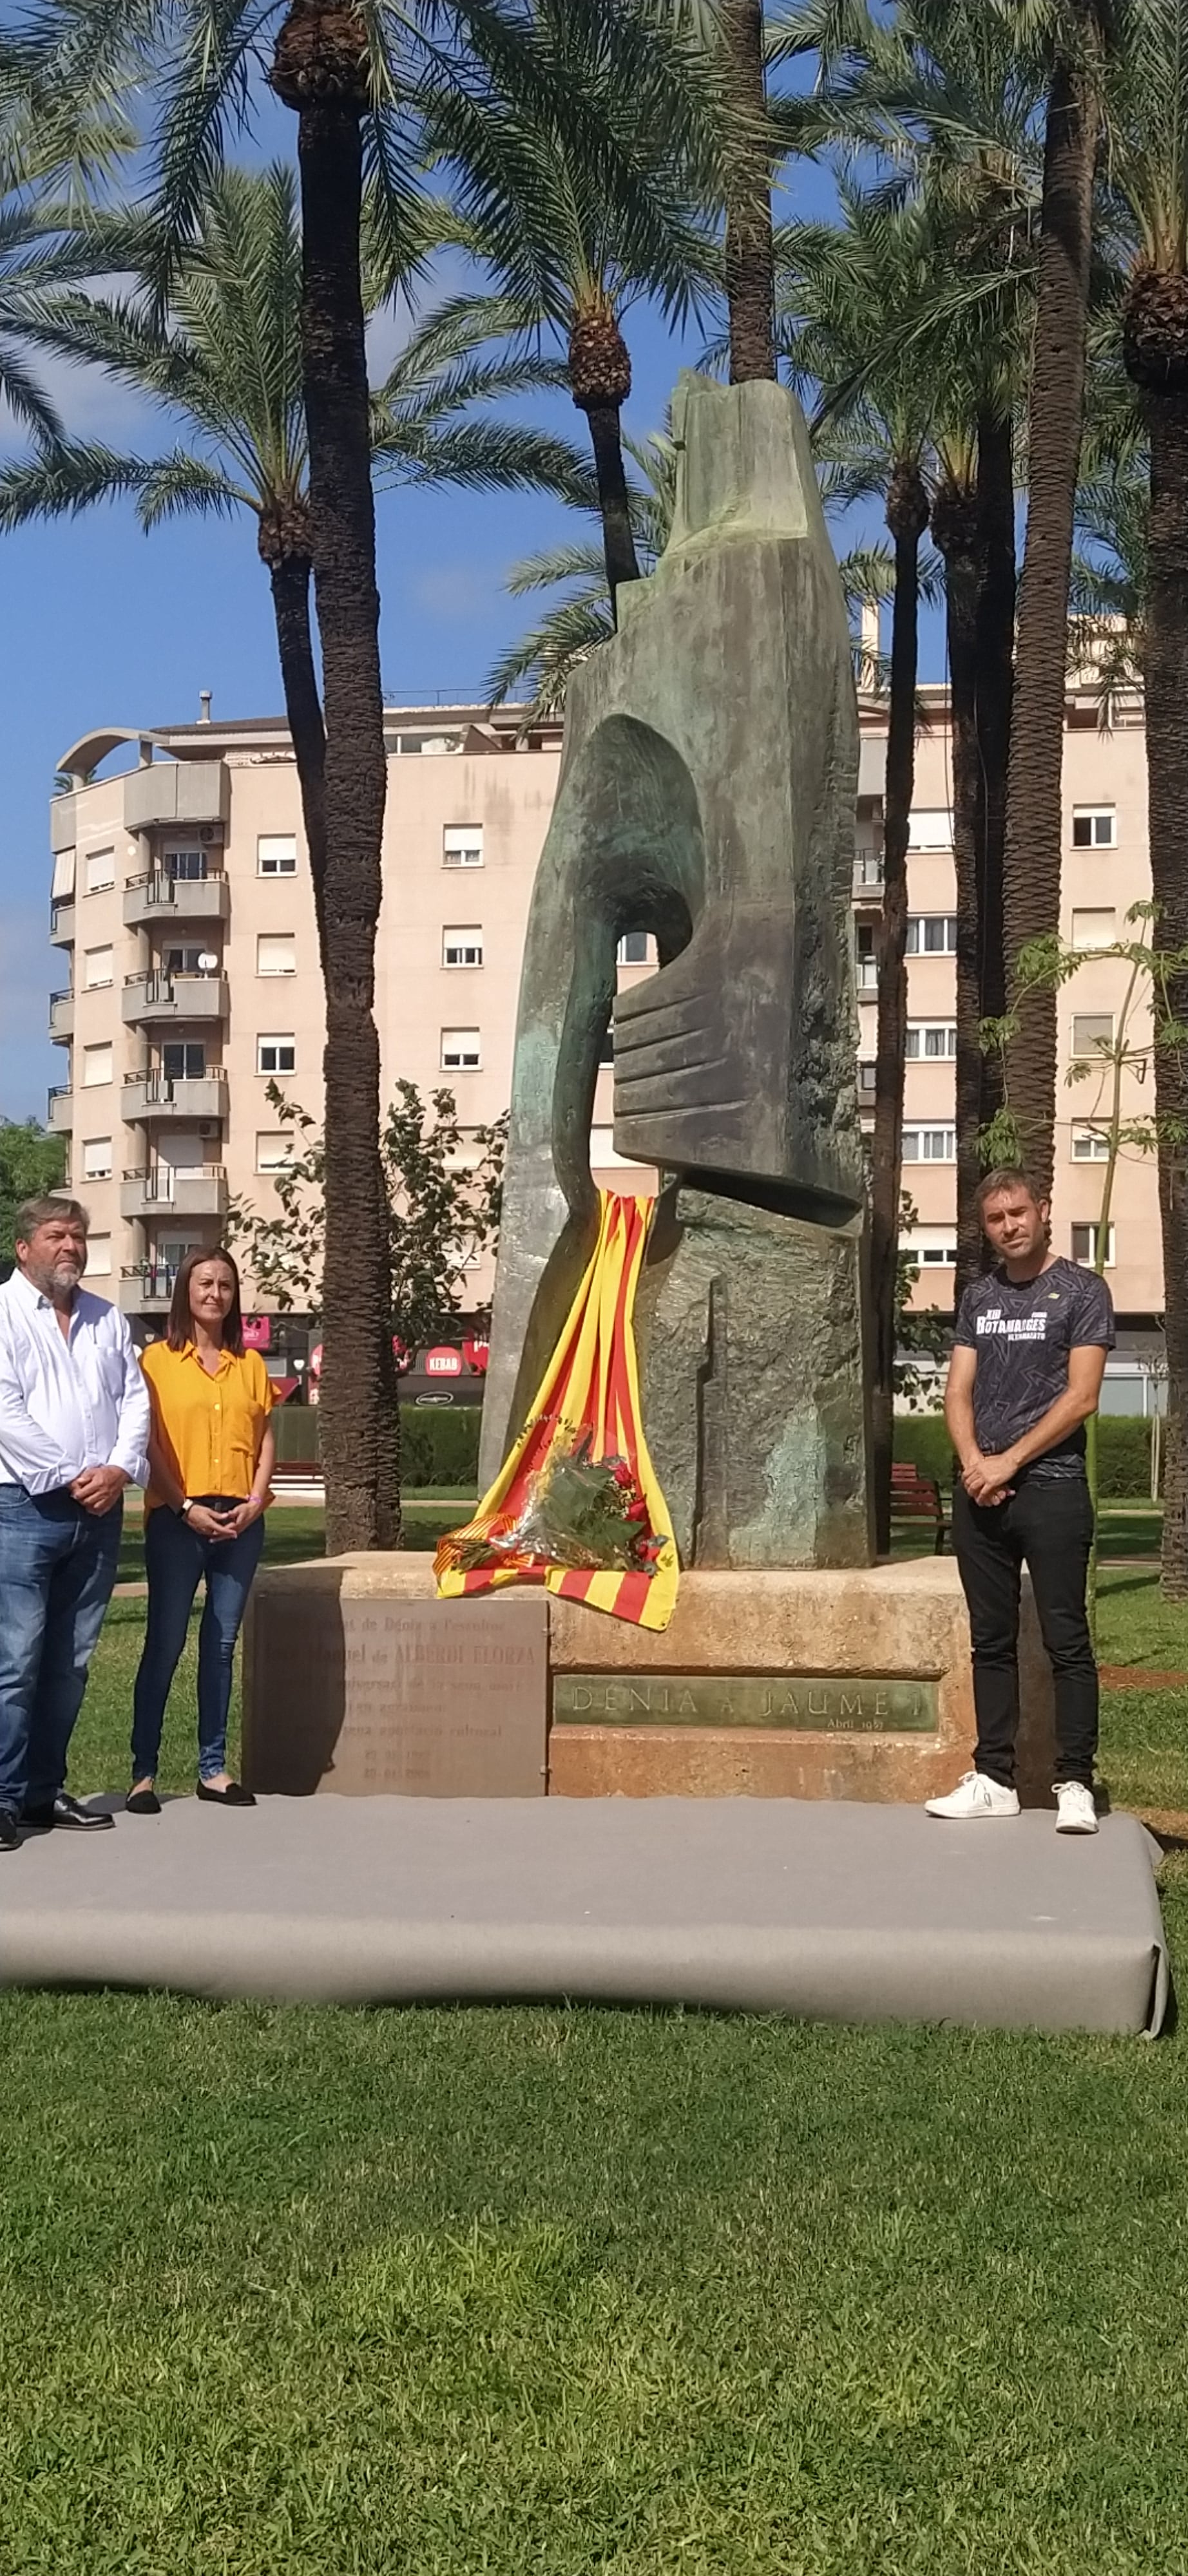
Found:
[425,1345,463,1377]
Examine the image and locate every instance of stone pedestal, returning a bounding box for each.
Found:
[244,1556,1058,1810]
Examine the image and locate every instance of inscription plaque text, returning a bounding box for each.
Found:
[551,1674,938,1733]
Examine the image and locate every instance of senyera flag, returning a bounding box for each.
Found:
[435,1193,678,1632]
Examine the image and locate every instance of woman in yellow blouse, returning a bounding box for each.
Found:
[129,1247,274,1812]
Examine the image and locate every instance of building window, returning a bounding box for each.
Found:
[1071,1012,1115,1059]
[441,1027,481,1070]
[1071,908,1116,950]
[858,1061,877,1098]
[82,1136,113,1180]
[84,847,115,895]
[589,1126,638,1171]
[599,1023,615,1066]
[83,944,114,989]
[1071,1126,1110,1161]
[84,1231,111,1276]
[52,846,76,900]
[164,844,208,880]
[256,1034,296,1076]
[856,924,877,992]
[257,933,296,976]
[162,1042,206,1081]
[1071,1222,1115,1267]
[906,916,958,955]
[902,1126,956,1162]
[443,824,483,868]
[905,1023,957,1059]
[853,846,884,889]
[617,931,650,965]
[1072,808,1116,848]
[443,925,484,969]
[906,809,954,851]
[166,945,211,978]
[258,834,297,876]
[81,1042,113,1088]
[256,1132,294,1173]
[903,1233,957,1268]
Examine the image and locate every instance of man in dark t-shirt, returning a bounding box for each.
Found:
[925,1166,1115,1835]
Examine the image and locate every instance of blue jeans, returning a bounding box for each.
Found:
[0,1484,123,1813]
[131,1500,265,1783]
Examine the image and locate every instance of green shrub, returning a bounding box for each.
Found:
[894,1409,1160,1497]
[399,1404,482,1488]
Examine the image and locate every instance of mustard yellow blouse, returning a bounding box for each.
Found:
[140,1341,274,1515]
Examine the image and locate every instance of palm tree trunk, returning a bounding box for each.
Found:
[974,407,1015,1145]
[266,545,328,956]
[273,4,399,1553]
[1143,390,1188,1596]
[722,0,775,383]
[585,401,640,610]
[870,464,927,1554]
[1001,40,1097,1197]
[933,480,984,1299]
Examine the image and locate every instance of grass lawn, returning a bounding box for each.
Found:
[7,1548,1188,2569]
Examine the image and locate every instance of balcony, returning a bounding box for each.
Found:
[123,758,229,834]
[50,900,76,947]
[49,989,74,1040]
[122,1072,228,1123]
[120,1168,228,1220]
[119,1266,177,1315]
[121,970,229,1027]
[852,855,885,903]
[123,869,229,929]
[47,1084,73,1131]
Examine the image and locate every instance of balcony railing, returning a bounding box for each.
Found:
[46,1084,73,1129]
[122,869,229,927]
[49,988,74,1039]
[122,1070,228,1122]
[121,969,229,1025]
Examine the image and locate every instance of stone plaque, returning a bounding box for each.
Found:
[245,1588,548,1795]
[551,1674,937,1734]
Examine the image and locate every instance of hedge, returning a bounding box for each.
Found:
[270,1399,482,1488]
[893,1410,1161,1500]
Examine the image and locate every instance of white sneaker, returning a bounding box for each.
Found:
[1055,1781,1098,1835]
[925,1770,1020,1820]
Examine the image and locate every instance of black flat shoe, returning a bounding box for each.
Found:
[195,1779,256,1807]
[21,1793,115,1832]
[126,1788,161,1816]
[0,1808,20,1851]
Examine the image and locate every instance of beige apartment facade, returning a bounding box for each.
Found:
[46,701,654,1368]
[46,679,1164,1400]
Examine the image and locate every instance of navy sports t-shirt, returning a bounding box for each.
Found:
[953,1258,1115,1479]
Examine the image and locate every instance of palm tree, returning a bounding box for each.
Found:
[666,0,778,379]
[40,0,708,1553]
[0,37,136,440]
[428,2,715,615]
[1000,0,1110,1200]
[1107,0,1188,1592]
[779,186,936,1551]
[0,164,591,952]
[488,424,675,711]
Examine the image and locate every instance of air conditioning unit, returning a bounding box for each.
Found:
[198,826,219,844]
[198,1121,216,1137]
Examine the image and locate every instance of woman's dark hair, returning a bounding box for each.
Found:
[166,1245,245,1356]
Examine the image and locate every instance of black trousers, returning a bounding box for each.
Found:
[951,1477,1098,1788]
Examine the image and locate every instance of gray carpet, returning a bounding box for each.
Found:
[0,1797,1169,2034]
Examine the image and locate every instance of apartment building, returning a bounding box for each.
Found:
[46,676,1164,1396]
[46,701,655,1357]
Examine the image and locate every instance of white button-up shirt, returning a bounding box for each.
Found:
[0,1267,151,1494]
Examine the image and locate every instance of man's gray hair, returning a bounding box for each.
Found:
[15,1195,90,1244]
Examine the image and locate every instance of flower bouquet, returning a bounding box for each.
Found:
[448,1423,666,1579]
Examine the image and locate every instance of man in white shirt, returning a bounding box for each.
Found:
[0,1197,150,1848]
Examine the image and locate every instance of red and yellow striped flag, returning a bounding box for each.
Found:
[435,1191,678,1631]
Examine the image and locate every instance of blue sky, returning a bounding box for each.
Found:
[0,98,946,1124]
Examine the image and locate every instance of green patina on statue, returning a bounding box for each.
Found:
[481,372,872,1568]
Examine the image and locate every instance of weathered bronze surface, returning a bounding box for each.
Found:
[481,370,871,1568]
[552,1675,937,1733]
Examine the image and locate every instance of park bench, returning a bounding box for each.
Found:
[890,1460,947,1553]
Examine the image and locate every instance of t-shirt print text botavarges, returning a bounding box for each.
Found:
[953,1257,1116,1479]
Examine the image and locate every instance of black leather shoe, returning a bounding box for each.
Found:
[126,1787,162,1816]
[195,1779,256,1807]
[0,1807,20,1851]
[21,1792,115,1832]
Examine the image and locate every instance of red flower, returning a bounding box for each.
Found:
[610,1459,635,1490]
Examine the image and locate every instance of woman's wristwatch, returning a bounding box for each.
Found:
[179,1498,195,1518]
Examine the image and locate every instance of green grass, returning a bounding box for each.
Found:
[10,1561,1188,2570]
